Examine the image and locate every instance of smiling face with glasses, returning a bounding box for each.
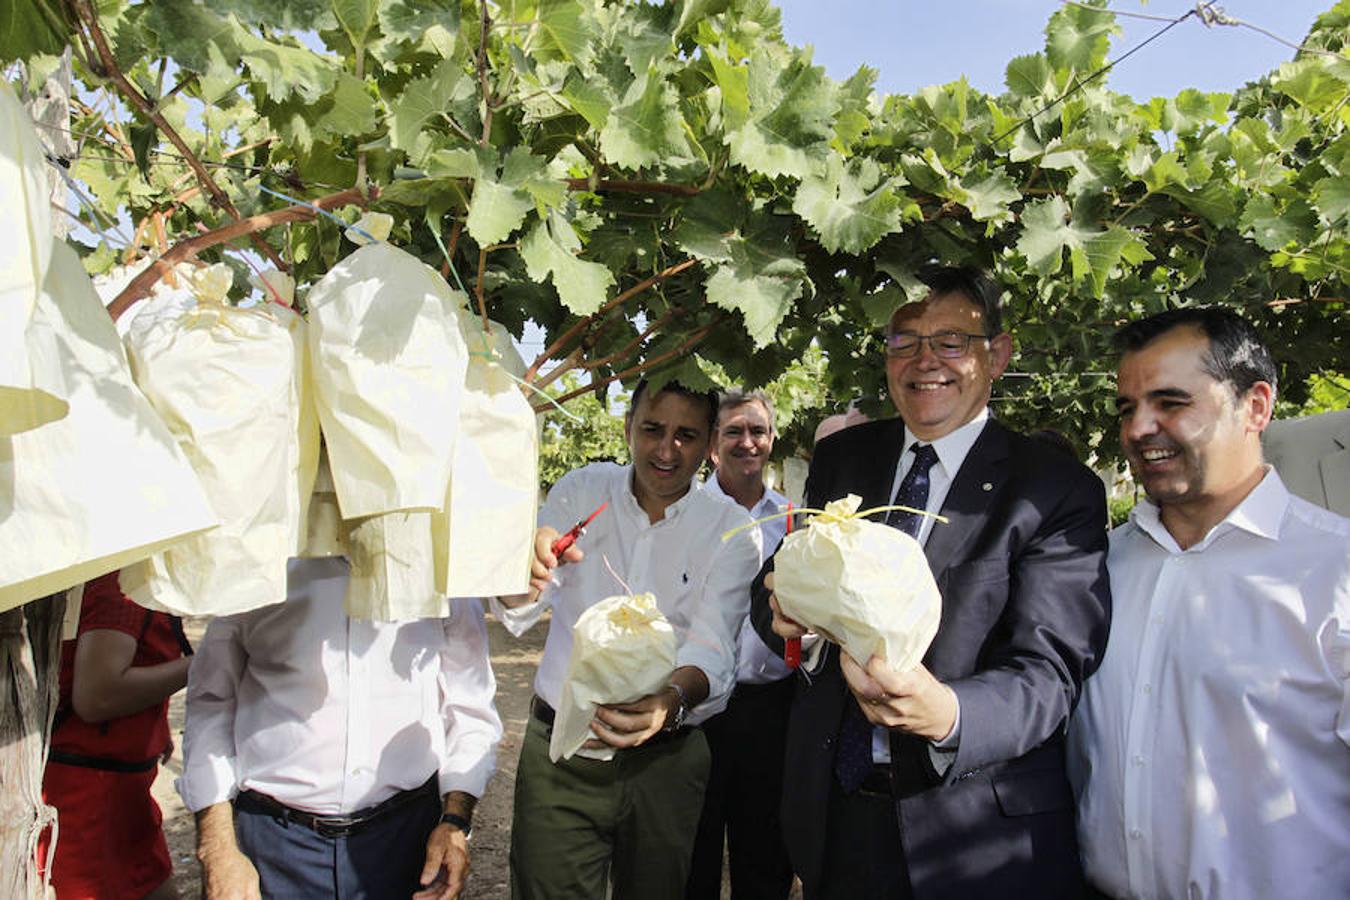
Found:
[884,291,1013,441]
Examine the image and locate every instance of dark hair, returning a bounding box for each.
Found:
[920,266,1004,337]
[1112,307,1278,398]
[717,388,776,432]
[630,378,719,432]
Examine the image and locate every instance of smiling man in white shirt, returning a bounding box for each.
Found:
[1069,307,1350,900]
[497,378,761,900]
[179,558,502,900]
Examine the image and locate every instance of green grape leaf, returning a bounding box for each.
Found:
[792,155,903,254]
[537,0,597,66]
[520,213,616,315]
[333,0,378,49]
[704,225,805,348]
[599,68,690,170]
[389,60,471,151]
[1045,1,1118,73]
[1239,195,1318,251]
[379,0,460,50]
[725,46,838,179]
[1005,53,1052,97]
[1313,175,1350,224]
[961,170,1022,223]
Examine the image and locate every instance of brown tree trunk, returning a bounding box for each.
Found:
[0,50,74,898]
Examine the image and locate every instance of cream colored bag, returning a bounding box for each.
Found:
[306,242,469,518]
[118,274,320,616]
[0,241,217,612]
[0,81,67,435]
[344,511,447,621]
[436,320,538,598]
[773,494,941,671]
[298,447,347,558]
[551,593,677,762]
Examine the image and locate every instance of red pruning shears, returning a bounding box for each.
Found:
[783,502,801,669]
[551,502,609,557]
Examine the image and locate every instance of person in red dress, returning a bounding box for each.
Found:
[37,571,192,900]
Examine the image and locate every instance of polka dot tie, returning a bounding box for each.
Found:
[834,443,938,794]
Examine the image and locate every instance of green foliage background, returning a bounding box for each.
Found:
[6,0,1347,473]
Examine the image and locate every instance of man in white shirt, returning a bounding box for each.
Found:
[180,557,503,900]
[1069,307,1350,899]
[687,389,794,900]
[498,379,761,900]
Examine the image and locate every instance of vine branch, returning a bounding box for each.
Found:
[525,258,698,382]
[533,314,725,412]
[107,186,376,320]
[69,0,288,273]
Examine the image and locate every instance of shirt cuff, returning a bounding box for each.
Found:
[488,593,550,638]
[927,697,961,776]
[176,755,240,814]
[438,739,498,799]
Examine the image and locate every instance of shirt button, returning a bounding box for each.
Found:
[1132,755,1145,767]
[1129,828,1143,840]
[1142,683,1153,694]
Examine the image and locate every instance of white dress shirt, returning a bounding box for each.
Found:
[178,557,503,815]
[494,462,761,724]
[1068,469,1350,900]
[702,472,791,685]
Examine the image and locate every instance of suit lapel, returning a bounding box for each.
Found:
[860,419,907,514]
[923,420,1009,577]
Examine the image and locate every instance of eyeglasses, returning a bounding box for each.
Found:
[884,330,989,359]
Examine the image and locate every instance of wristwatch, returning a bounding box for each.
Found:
[663,682,689,732]
[439,812,472,838]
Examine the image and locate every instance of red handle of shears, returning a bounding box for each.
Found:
[550,502,609,558]
[783,502,801,669]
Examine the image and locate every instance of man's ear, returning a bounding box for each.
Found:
[1244,381,1276,433]
[988,332,1014,379]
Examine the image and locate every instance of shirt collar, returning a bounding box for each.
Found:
[702,471,785,518]
[1130,465,1289,553]
[902,407,989,476]
[619,464,696,524]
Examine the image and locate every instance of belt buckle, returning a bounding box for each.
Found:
[312,815,357,838]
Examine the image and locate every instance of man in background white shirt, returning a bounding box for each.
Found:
[1069,307,1350,899]
[498,379,761,900]
[180,557,502,900]
[687,389,794,900]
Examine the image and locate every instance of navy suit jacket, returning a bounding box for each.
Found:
[752,417,1111,899]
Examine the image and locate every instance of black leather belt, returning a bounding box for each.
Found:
[47,748,160,773]
[530,696,694,749]
[234,775,437,838]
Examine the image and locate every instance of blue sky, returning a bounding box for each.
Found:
[775,1,1335,100]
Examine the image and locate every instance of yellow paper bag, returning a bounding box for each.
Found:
[436,320,539,598]
[551,593,677,762]
[0,242,217,612]
[306,243,469,518]
[0,81,67,434]
[118,292,320,616]
[344,511,447,621]
[773,494,941,672]
[298,447,347,558]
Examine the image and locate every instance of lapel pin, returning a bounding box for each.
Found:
[982,482,993,492]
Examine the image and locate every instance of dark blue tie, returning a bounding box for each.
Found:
[834,443,939,794]
[887,443,939,536]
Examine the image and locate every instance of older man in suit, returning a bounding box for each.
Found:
[753,267,1111,899]
[1262,408,1350,514]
